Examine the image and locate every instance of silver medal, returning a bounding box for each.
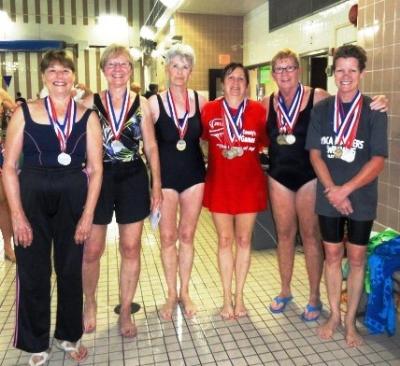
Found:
[285,134,296,145]
[176,139,186,151]
[57,152,71,166]
[111,140,124,154]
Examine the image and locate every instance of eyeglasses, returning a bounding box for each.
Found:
[105,62,131,70]
[273,65,298,74]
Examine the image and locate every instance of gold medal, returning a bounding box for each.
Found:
[334,146,343,159]
[277,134,287,145]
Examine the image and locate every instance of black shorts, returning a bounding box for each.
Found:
[318,215,373,246]
[94,160,150,225]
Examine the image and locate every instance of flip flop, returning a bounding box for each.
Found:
[301,303,323,321]
[28,351,50,366]
[55,339,88,362]
[269,295,293,314]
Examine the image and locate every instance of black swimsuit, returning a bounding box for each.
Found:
[267,88,316,192]
[155,91,205,193]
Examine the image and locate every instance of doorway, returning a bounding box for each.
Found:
[208,69,223,101]
[300,50,328,90]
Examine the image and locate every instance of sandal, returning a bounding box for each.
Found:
[55,339,88,362]
[28,351,50,366]
[269,295,293,313]
[301,302,323,321]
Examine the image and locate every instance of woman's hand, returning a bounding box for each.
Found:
[335,197,354,216]
[74,212,93,245]
[150,186,163,213]
[324,185,351,208]
[12,212,33,248]
[370,95,389,112]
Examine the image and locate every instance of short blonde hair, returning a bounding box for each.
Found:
[271,48,299,72]
[99,44,134,71]
[164,43,195,67]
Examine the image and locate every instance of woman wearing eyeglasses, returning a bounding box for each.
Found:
[81,44,162,337]
[262,49,388,322]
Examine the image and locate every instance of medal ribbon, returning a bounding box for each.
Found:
[222,98,247,147]
[105,89,130,141]
[166,88,189,140]
[44,96,76,152]
[334,90,362,148]
[277,82,304,134]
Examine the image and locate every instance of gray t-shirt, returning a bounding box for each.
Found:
[306,95,388,221]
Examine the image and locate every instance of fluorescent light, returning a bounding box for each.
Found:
[140,25,156,41]
[130,47,143,61]
[160,0,181,9]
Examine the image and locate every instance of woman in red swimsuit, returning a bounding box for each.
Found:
[201,63,268,319]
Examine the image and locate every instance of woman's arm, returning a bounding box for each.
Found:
[2,106,33,247]
[140,96,162,212]
[74,111,103,244]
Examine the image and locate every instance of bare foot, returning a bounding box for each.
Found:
[345,323,364,347]
[234,300,248,318]
[317,316,340,340]
[180,295,197,318]
[4,246,16,263]
[160,297,177,321]
[220,302,234,320]
[83,300,97,333]
[68,344,88,362]
[119,310,137,338]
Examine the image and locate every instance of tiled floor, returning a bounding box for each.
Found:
[0,210,399,365]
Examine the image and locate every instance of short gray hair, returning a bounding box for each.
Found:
[164,43,195,67]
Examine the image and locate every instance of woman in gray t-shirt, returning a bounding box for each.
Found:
[306,44,388,348]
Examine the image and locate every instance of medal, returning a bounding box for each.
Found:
[44,96,76,165]
[222,98,246,158]
[333,90,362,153]
[167,89,189,151]
[276,83,304,141]
[105,88,130,151]
[176,139,186,151]
[285,134,296,145]
[57,152,71,166]
[276,134,287,145]
[222,148,237,159]
[235,146,244,157]
[334,146,343,158]
[111,140,124,154]
[341,147,356,163]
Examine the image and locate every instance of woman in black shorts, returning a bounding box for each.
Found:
[306,44,387,347]
[149,44,206,320]
[81,44,162,337]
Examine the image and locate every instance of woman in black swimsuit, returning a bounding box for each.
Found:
[149,44,206,320]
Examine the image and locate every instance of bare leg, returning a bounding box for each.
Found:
[296,179,323,318]
[159,189,179,320]
[344,243,367,347]
[212,213,235,319]
[233,213,257,318]
[118,222,143,337]
[268,177,297,310]
[82,225,107,333]
[317,242,343,340]
[177,184,204,318]
[0,181,14,262]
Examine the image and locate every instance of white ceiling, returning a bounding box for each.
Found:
[177,0,265,16]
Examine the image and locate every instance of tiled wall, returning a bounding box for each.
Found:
[156,13,243,95]
[358,0,400,231]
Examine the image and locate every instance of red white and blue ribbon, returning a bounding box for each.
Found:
[105,89,130,140]
[166,88,189,139]
[44,96,76,152]
[334,90,362,148]
[222,98,247,146]
[277,82,304,134]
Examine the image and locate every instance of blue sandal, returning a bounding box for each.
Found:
[301,303,323,321]
[269,295,293,314]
